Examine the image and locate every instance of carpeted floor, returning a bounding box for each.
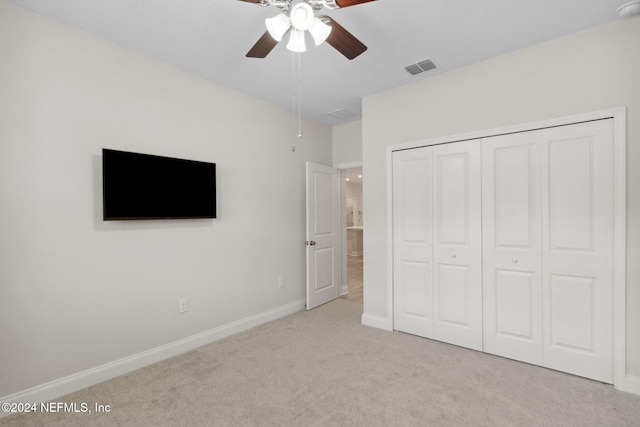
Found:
[2,299,639,426]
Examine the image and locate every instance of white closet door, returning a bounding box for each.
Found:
[432,141,483,351]
[393,118,616,383]
[482,134,543,364]
[392,147,434,338]
[541,120,614,383]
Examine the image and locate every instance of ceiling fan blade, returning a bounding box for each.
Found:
[246,31,279,58]
[335,0,377,8]
[237,0,262,3]
[320,16,367,60]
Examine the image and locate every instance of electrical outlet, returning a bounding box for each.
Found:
[278,276,285,288]
[178,298,188,314]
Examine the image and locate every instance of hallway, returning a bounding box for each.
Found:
[341,255,363,303]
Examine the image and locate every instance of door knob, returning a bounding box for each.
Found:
[512,258,519,264]
[306,241,317,246]
[451,254,457,259]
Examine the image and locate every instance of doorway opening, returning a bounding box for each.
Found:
[339,167,363,303]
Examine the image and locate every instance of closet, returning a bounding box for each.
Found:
[392,119,615,383]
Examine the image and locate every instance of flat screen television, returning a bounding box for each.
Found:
[102,149,216,220]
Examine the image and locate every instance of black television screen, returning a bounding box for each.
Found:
[102,149,216,220]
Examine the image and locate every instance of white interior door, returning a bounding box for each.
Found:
[306,162,340,310]
[482,133,543,365]
[393,147,434,337]
[541,120,614,383]
[432,140,483,351]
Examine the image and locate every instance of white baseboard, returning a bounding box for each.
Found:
[625,374,640,396]
[361,312,393,331]
[0,299,305,415]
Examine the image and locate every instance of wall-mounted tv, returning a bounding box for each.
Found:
[102,149,216,220]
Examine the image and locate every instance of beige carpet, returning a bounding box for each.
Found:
[2,299,639,426]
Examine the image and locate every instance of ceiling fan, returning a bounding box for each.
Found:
[238,0,377,60]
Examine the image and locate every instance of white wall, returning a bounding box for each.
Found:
[0,1,331,399]
[332,120,362,165]
[361,17,640,382]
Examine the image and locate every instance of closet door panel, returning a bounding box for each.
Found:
[392,148,434,337]
[437,264,470,326]
[482,135,542,364]
[433,140,482,351]
[541,120,614,383]
[494,270,537,338]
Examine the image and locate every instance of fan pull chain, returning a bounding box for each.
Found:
[297,51,302,139]
[291,50,296,151]
[291,51,303,152]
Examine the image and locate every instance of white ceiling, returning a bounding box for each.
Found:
[7,0,626,125]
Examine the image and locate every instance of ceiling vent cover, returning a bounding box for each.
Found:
[405,64,423,76]
[405,58,436,76]
[326,108,357,120]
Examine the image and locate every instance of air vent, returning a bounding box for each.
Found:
[326,108,357,120]
[405,58,436,76]
[418,59,436,72]
[405,64,423,76]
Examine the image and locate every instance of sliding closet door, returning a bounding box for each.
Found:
[541,120,614,383]
[432,141,482,351]
[482,134,543,364]
[393,147,434,338]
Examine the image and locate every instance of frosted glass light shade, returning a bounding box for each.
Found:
[617,0,640,16]
[309,18,332,46]
[265,13,290,41]
[290,2,314,31]
[287,29,307,53]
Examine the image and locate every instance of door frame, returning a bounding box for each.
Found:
[386,107,627,392]
[334,161,363,298]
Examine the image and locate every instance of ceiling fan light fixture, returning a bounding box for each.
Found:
[290,2,315,31]
[265,13,291,41]
[287,29,307,52]
[617,0,640,16]
[309,17,332,45]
